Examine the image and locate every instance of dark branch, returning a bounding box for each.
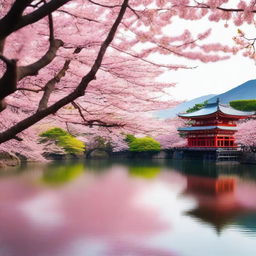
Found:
[60,119,125,128]
[47,5,54,42]
[37,47,82,111]
[0,1,64,107]
[0,0,71,39]
[0,0,32,39]
[0,0,128,143]
[87,119,125,128]
[0,56,18,100]
[87,0,120,8]
[0,38,63,109]
[18,8,63,80]
[57,10,100,23]
[179,2,256,13]
[37,60,71,111]
[72,101,87,123]
[18,39,64,80]
[17,88,43,93]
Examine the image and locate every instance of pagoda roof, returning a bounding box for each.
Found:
[178,125,237,132]
[178,101,254,118]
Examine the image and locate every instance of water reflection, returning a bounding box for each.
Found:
[129,162,161,179]
[42,162,84,185]
[0,159,256,256]
[184,175,239,233]
[0,163,178,256]
[182,166,256,235]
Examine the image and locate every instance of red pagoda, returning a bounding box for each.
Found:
[178,99,254,148]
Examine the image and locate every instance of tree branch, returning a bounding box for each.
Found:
[66,120,125,128]
[87,0,120,8]
[18,9,63,80]
[18,40,64,80]
[0,8,64,109]
[0,0,32,40]
[0,56,18,101]
[57,10,100,23]
[0,0,129,143]
[71,101,87,123]
[0,0,71,40]
[37,47,82,111]
[37,61,71,112]
[17,88,43,93]
[47,3,54,42]
[180,2,255,13]
[87,120,125,128]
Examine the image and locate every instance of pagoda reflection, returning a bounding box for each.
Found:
[183,170,256,234]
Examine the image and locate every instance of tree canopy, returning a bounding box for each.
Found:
[128,136,161,152]
[186,101,208,113]
[230,100,256,111]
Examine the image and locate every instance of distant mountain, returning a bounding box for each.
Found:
[156,79,256,119]
[156,94,216,119]
[208,79,256,103]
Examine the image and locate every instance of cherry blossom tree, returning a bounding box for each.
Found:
[0,0,254,153]
[156,119,186,149]
[235,119,256,149]
[170,0,256,57]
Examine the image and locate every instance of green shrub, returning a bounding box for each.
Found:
[40,127,69,139]
[230,100,256,111]
[57,135,85,154]
[186,101,208,113]
[125,134,136,144]
[40,127,85,154]
[129,136,161,152]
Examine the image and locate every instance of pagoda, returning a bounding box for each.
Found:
[178,99,254,148]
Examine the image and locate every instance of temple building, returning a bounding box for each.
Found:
[178,100,254,148]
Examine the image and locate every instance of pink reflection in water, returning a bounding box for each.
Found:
[236,182,256,209]
[105,240,177,256]
[0,168,178,256]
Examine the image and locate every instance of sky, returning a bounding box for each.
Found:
[155,13,256,101]
[162,55,256,101]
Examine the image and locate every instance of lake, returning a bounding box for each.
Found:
[1,159,256,256]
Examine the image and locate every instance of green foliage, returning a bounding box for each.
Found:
[129,166,160,179]
[186,101,208,113]
[230,100,256,111]
[40,127,85,154]
[128,136,161,152]
[42,163,84,185]
[125,134,136,144]
[57,135,85,154]
[40,127,69,139]
[125,134,161,152]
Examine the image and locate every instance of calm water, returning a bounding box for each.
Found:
[1,159,256,256]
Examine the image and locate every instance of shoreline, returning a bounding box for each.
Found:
[1,149,256,169]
